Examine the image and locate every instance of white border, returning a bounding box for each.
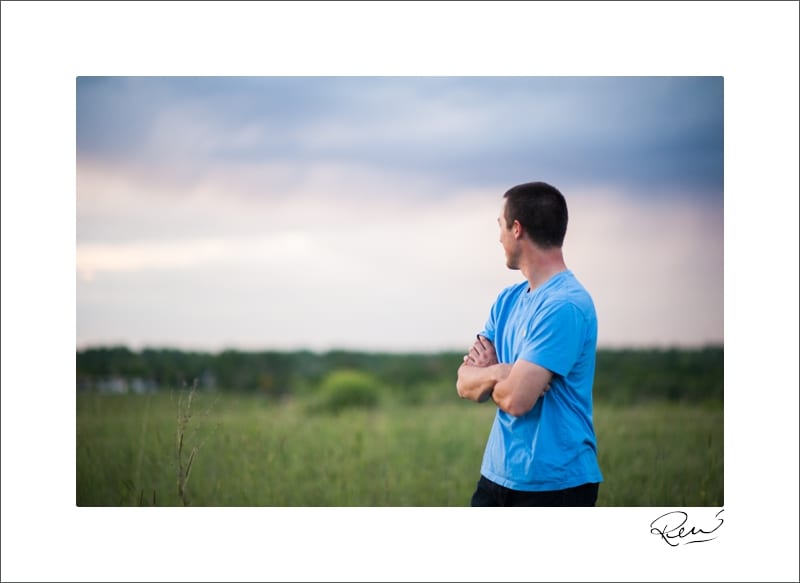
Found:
[2,1,798,581]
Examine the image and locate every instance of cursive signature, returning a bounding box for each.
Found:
[650,509,724,547]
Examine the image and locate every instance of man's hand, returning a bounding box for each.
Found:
[457,335,552,407]
[463,335,498,367]
[457,336,505,403]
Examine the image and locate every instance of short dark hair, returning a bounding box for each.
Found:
[503,181,568,248]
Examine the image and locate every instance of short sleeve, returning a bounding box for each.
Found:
[519,302,586,376]
[479,301,498,344]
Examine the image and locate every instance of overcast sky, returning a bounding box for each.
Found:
[76,76,724,352]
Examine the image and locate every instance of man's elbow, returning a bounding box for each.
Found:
[455,367,468,399]
[456,379,466,399]
[506,401,532,417]
[494,392,536,417]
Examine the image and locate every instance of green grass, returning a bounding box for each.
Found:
[76,392,722,507]
[594,400,723,506]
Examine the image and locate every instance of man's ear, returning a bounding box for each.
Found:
[513,220,523,239]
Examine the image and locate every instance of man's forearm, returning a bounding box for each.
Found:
[456,363,512,402]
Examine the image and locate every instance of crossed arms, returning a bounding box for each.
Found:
[456,335,552,417]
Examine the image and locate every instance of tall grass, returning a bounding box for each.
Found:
[173,380,219,506]
[76,392,722,507]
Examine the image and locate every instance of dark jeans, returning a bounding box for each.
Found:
[470,475,599,507]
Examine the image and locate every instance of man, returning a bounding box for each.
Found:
[456,181,603,506]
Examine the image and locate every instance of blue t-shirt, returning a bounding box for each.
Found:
[479,270,603,491]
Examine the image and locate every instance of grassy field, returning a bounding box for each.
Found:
[76,391,723,507]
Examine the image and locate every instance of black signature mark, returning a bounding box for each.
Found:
[650,509,724,547]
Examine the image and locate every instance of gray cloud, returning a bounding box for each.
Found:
[77,76,723,197]
[76,76,724,350]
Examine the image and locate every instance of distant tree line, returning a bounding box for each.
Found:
[76,345,723,404]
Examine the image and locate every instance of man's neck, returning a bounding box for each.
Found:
[520,250,567,292]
